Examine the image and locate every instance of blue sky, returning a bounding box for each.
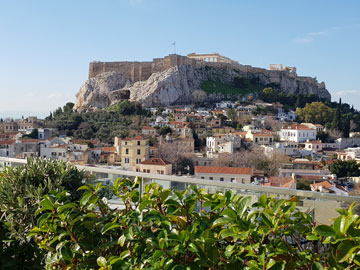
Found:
[0,0,359,118]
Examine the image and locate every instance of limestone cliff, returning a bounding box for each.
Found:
[74,72,131,112]
[74,63,331,110]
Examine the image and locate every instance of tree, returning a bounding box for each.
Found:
[0,159,89,269]
[296,102,335,125]
[329,160,360,178]
[332,108,341,130]
[22,128,38,139]
[63,102,74,113]
[261,87,276,103]
[226,108,237,122]
[159,126,172,136]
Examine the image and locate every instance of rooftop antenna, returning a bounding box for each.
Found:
[172,42,176,54]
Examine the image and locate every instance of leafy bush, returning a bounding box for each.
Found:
[0,159,89,269]
[29,178,360,269]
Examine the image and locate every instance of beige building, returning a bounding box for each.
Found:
[195,166,253,184]
[120,135,149,171]
[245,131,274,145]
[0,121,18,133]
[139,158,172,175]
[141,126,157,136]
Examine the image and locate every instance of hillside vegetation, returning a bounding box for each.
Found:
[201,77,264,95]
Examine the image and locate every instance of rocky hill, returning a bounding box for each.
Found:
[74,55,331,111]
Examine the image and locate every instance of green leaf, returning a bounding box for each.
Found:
[333,215,346,234]
[153,250,163,261]
[273,199,285,214]
[58,203,76,213]
[212,217,229,227]
[119,250,130,260]
[225,244,235,257]
[61,245,72,262]
[80,191,93,206]
[311,262,323,270]
[337,240,359,262]
[222,208,237,221]
[259,194,267,207]
[77,185,92,192]
[236,196,251,216]
[97,256,107,267]
[118,234,126,247]
[188,243,199,253]
[314,225,336,237]
[102,223,121,234]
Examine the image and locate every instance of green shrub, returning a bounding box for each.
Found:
[0,158,89,269]
[29,178,360,269]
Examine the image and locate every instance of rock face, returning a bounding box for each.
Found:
[74,72,131,112]
[74,64,331,110]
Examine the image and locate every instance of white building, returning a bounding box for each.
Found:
[279,124,317,143]
[206,134,242,155]
[262,141,300,157]
[195,166,253,184]
[277,109,296,122]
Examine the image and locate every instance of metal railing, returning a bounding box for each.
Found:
[1,156,359,225]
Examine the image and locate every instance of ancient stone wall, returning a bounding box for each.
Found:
[88,54,324,90]
[89,54,197,81]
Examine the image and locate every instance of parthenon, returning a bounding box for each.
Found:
[269,64,297,74]
[187,52,237,64]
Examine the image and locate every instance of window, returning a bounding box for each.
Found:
[220,177,224,182]
[125,158,130,164]
[137,149,141,155]
[136,158,141,164]
[230,178,235,182]
[125,141,127,145]
[137,141,140,145]
[209,177,213,180]
[147,170,150,173]
[201,177,204,179]
[126,149,129,154]
[242,179,245,184]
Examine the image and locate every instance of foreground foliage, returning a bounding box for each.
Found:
[30,178,360,269]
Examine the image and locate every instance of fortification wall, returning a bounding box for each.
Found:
[89,55,197,81]
[88,54,324,90]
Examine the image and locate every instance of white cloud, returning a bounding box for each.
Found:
[294,31,328,44]
[293,23,360,44]
[334,90,360,96]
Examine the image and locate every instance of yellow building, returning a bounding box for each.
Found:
[120,135,149,171]
[212,127,235,135]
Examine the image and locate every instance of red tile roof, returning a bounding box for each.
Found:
[266,177,294,188]
[0,140,16,145]
[195,166,252,175]
[102,147,116,152]
[284,124,314,130]
[140,158,171,166]
[122,135,147,141]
